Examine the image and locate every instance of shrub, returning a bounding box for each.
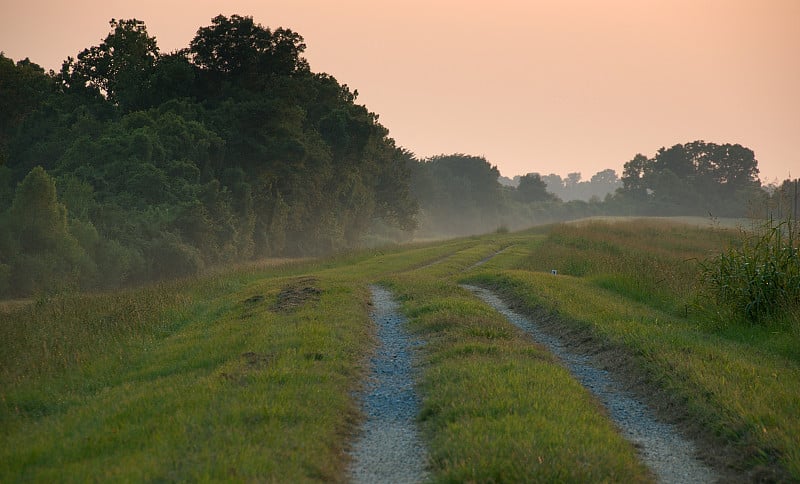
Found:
[701,217,800,325]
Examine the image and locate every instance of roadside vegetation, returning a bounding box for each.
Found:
[2,14,796,299]
[386,246,653,482]
[1,258,374,481]
[2,217,798,480]
[466,218,799,480]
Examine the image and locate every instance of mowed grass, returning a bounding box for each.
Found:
[385,242,653,482]
[466,219,800,480]
[0,237,498,481]
[0,258,377,481]
[4,219,797,481]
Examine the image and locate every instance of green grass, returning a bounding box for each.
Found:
[466,219,800,479]
[2,218,799,480]
[387,275,652,482]
[1,260,376,481]
[701,217,800,325]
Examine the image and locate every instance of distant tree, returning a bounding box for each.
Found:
[565,172,582,188]
[0,54,55,164]
[590,168,619,186]
[411,154,503,235]
[9,166,71,252]
[516,173,557,203]
[1,167,93,294]
[617,141,762,215]
[620,153,650,200]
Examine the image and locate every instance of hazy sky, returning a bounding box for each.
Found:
[1,0,798,182]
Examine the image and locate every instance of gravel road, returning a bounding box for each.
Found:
[463,284,718,484]
[348,285,429,484]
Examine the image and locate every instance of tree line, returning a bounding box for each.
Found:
[0,15,790,297]
[0,16,416,296]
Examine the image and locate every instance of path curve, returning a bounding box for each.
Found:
[464,284,717,484]
[348,285,428,484]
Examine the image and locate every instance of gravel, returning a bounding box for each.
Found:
[463,284,718,484]
[348,285,429,484]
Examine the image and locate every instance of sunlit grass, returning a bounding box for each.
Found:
[0,257,374,481]
[388,275,653,482]
[3,219,798,480]
[467,218,800,479]
[518,220,738,315]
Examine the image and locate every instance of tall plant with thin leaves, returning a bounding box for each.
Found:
[701,217,800,325]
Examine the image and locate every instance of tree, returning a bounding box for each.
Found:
[1,167,93,294]
[616,141,762,215]
[565,172,582,188]
[620,153,650,200]
[590,169,619,186]
[0,54,56,165]
[516,173,557,203]
[189,14,309,87]
[66,19,160,111]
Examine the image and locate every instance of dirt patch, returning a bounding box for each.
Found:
[241,351,271,369]
[473,283,788,483]
[273,277,322,312]
[243,295,266,304]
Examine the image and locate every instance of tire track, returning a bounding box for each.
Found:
[348,285,428,483]
[463,284,717,484]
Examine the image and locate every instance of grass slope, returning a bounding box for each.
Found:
[466,220,800,480]
[2,219,798,481]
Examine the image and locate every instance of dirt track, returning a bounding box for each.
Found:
[464,284,719,484]
[348,286,428,483]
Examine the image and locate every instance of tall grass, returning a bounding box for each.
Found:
[701,217,800,326]
[518,219,736,315]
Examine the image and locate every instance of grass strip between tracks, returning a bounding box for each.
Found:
[386,267,653,482]
[464,269,800,481]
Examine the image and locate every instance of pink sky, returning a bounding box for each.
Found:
[1,0,798,183]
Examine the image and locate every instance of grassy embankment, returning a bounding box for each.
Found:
[466,219,800,480]
[386,234,653,481]
[2,218,798,481]
[0,237,523,481]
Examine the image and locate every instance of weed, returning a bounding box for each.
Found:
[701,217,800,326]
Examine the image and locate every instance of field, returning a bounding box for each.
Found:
[1,218,798,481]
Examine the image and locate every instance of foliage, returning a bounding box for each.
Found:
[701,217,800,325]
[411,153,504,236]
[2,222,798,480]
[0,15,418,297]
[540,169,620,202]
[65,19,160,112]
[515,172,557,203]
[0,15,775,298]
[616,141,762,216]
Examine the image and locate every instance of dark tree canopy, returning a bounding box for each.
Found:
[0,15,769,297]
[617,141,761,215]
[516,173,557,203]
[189,14,309,86]
[66,19,160,111]
[0,15,417,297]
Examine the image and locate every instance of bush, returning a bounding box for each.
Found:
[701,217,800,325]
[147,232,205,280]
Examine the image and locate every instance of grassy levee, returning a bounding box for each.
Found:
[3,219,798,481]
[385,234,654,482]
[1,261,374,481]
[0,237,493,481]
[465,219,800,480]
